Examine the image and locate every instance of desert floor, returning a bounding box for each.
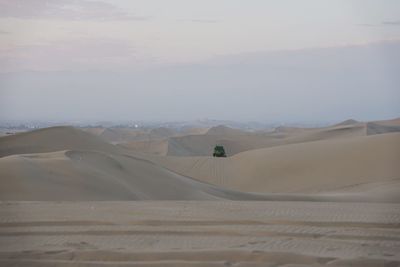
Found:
[0,201,399,267]
[1,119,400,266]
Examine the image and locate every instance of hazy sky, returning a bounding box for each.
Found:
[0,0,399,123]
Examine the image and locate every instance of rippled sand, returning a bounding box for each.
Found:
[0,201,399,267]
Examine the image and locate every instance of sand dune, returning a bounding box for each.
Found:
[166,134,257,156]
[1,122,399,266]
[113,128,209,155]
[164,123,368,157]
[206,125,248,136]
[78,118,400,157]
[367,122,400,135]
[150,133,400,197]
[167,125,274,156]
[149,127,176,139]
[0,149,247,200]
[0,126,299,201]
[82,127,106,136]
[2,125,398,202]
[131,118,399,157]
[181,126,210,135]
[2,148,393,202]
[112,125,261,156]
[1,121,400,201]
[372,117,400,126]
[0,126,118,158]
[99,127,177,144]
[333,118,360,126]
[0,126,224,200]
[96,128,149,143]
[118,139,169,156]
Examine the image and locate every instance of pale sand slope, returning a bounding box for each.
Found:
[118,138,169,156]
[372,117,400,126]
[367,122,400,135]
[149,133,400,198]
[125,118,399,157]
[0,126,236,200]
[162,122,369,157]
[0,126,119,158]
[2,150,388,202]
[1,126,397,202]
[0,201,399,267]
[97,128,148,143]
[82,127,106,136]
[84,127,178,144]
[181,126,210,135]
[3,118,398,158]
[1,126,330,201]
[0,150,234,200]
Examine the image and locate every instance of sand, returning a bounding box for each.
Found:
[0,127,222,200]
[0,126,119,158]
[0,149,262,201]
[126,118,399,157]
[164,122,368,157]
[1,126,398,202]
[149,133,400,196]
[82,119,398,157]
[0,119,399,266]
[118,139,169,156]
[0,201,399,267]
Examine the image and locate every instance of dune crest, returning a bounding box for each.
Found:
[0,126,118,158]
[150,133,400,197]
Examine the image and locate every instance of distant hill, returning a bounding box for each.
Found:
[149,127,176,139]
[334,119,360,127]
[206,125,247,136]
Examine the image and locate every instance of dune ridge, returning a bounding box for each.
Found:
[164,122,371,157]
[0,126,118,158]
[0,148,243,201]
[80,118,400,158]
[149,132,400,198]
[0,126,227,200]
[1,123,399,202]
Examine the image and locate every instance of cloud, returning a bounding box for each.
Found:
[0,38,141,72]
[0,0,149,21]
[382,20,400,26]
[357,23,377,27]
[1,39,399,122]
[358,20,400,27]
[189,19,219,23]
[179,19,219,24]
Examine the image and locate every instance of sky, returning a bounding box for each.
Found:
[0,0,399,123]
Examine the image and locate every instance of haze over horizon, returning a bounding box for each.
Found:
[0,0,399,123]
[1,2,400,265]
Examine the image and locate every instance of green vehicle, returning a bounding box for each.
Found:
[213,145,227,157]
